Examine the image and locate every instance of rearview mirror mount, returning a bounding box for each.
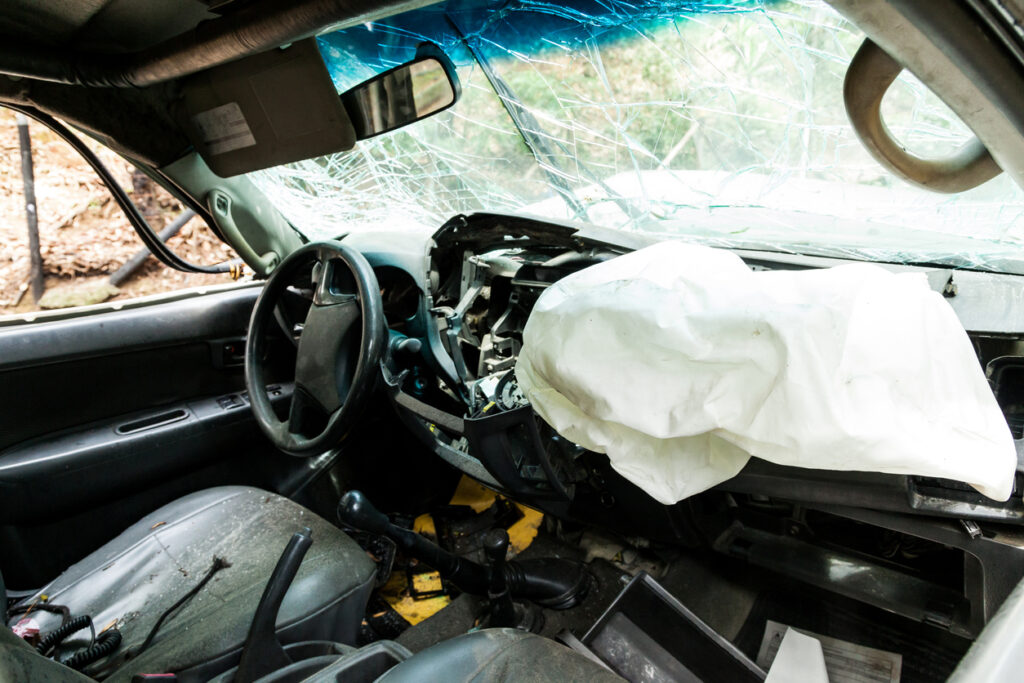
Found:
[340,48,460,140]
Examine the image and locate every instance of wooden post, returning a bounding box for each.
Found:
[107,209,195,287]
[16,114,44,303]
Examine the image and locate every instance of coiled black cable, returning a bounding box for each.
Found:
[35,615,92,656]
[63,628,122,671]
[6,602,72,627]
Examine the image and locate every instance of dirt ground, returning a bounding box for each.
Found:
[0,109,240,316]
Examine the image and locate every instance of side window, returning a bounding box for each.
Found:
[0,108,241,316]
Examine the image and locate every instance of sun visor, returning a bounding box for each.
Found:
[516,242,1017,504]
[180,39,355,177]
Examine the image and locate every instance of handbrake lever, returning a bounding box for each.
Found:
[234,527,312,682]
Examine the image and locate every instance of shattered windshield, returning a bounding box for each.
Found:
[249,0,1024,273]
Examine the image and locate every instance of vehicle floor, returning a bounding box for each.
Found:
[733,580,971,683]
[393,526,634,653]
[390,523,970,682]
[392,523,757,651]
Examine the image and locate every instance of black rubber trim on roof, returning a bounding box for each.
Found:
[7,104,233,275]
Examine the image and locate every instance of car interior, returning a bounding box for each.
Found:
[3,0,1024,682]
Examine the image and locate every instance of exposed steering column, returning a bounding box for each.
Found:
[245,241,386,455]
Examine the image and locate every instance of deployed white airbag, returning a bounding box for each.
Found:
[516,242,1017,504]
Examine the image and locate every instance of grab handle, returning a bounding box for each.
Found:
[844,39,1001,193]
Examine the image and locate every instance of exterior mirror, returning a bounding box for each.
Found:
[340,53,460,140]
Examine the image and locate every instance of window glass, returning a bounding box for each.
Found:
[252,0,1024,274]
[0,108,239,316]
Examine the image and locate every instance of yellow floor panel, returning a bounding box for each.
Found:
[448,476,499,513]
[381,476,545,625]
[447,476,544,556]
[507,504,543,556]
[413,513,437,539]
[378,569,450,626]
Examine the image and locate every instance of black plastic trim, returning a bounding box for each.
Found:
[0,384,292,525]
[0,285,260,371]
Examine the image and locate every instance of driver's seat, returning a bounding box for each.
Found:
[4,487,376,681]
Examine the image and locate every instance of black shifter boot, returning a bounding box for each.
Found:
[478,529,544,632]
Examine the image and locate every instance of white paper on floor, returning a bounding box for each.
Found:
[758,620,901,683]
[764,627,830,683]
[517,241,1016,504]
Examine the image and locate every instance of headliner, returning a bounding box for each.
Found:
[0,0,216,52]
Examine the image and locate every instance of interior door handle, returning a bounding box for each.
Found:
[115,408,189,435]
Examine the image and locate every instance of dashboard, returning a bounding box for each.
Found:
[352,212,1024,543]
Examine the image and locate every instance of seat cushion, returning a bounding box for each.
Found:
[0,623,92,683]
[377,629,624,682]
[7,487,375,681]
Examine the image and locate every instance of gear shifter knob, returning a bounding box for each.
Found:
[483,529,510,568]
[481,529,516,628]
[338,490,391,536]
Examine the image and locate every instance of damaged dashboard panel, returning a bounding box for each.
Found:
[376,213,1024,640]
[390,215,1024,531]
[430,240,609,503]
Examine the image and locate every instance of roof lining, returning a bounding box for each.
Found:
[0,0,438,87]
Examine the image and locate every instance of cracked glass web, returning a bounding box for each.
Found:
[248,0,1024,273]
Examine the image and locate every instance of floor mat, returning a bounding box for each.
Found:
[734,584,971,683]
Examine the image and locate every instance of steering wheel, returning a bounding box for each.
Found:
[245,241,386,455]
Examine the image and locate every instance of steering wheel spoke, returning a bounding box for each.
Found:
[313,249,359,306]
[286,385,332,437]
[245,240,385,456]
[293,297,360,414]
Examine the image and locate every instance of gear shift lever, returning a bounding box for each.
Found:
[339,490,489,591]
[338,490,589,609]
[482,529,516,627]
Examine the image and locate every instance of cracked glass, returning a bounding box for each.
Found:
[248,0,1024,273]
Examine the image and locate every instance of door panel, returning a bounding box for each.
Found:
[0,285,298,587]
[0,285,261,449]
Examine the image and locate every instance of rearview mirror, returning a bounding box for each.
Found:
[340,54,460,140]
